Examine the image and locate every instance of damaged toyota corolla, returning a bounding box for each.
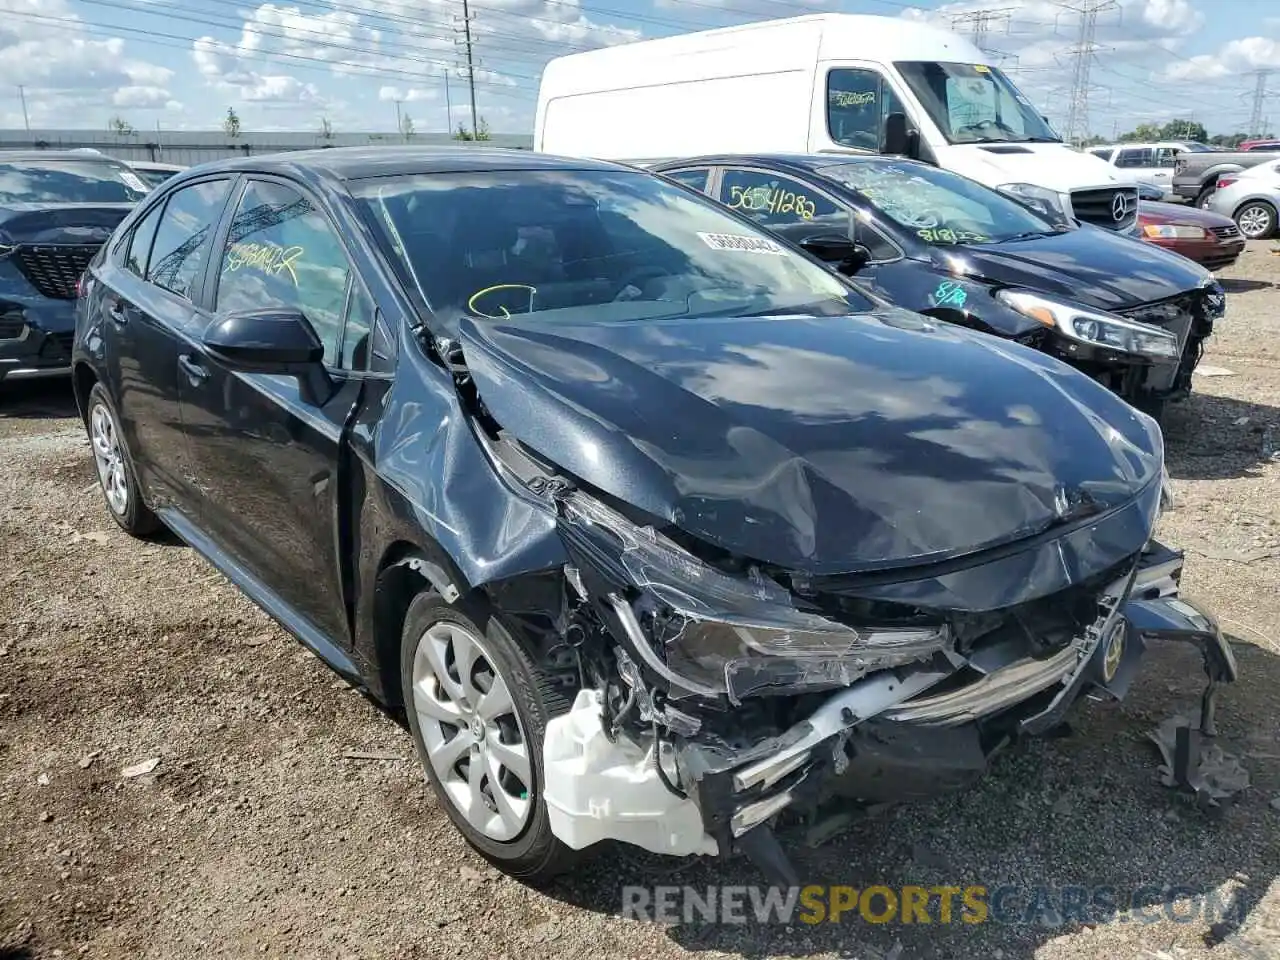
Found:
[73,147,1237,887]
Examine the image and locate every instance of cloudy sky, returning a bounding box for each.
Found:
[0,0,1275,137]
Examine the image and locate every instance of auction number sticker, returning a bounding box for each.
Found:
[119,171,149,192]
[697,232,787,255]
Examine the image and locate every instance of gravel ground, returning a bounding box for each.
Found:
[2,242,1280,960]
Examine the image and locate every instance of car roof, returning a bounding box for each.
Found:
[652,152,908,175]
[0,149,129,164]
[186,145,628,182]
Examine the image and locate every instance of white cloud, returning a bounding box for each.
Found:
[0,0,177,122]
[1164,36,1280,81]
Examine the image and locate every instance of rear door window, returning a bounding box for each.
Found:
[1114,148,1154,169]
[124,202,164,278]
[663,167,713,193]
[215,179,353,368]
[147,179,233,301]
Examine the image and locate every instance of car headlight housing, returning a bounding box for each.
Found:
[560,491,951,703]
[1142,223,1207,240]
[996,182,1070,226]
[996,289,1180,360]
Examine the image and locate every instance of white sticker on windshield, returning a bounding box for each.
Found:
[696,232,787,255]
[119,171,149,192]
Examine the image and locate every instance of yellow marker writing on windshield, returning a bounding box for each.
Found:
[467,283,538,320]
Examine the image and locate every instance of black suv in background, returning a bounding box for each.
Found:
[0,151,148,386]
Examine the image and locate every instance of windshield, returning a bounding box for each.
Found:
[356,169,871,333]
[0,161,149,203]
[822,159,1056,244]
[895,61,1059,145]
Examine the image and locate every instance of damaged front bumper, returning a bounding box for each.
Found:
[543,541,1237,882]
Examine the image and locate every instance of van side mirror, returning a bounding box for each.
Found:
[800,235,872,276]
[883,112,919,160]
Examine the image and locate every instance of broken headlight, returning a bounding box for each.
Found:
[562,491,951,703]
[996,289,1179,361]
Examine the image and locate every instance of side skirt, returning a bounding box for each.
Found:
[158,507,365,688]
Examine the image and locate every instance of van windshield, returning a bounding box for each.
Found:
[895,62,1059,145]
[356,169,872,334]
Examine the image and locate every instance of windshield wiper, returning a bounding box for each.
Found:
[995,230,1057,242]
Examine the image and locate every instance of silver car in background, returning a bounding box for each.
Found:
[1208,159,1280,239]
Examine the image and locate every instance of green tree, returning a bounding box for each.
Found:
[319,116,334,140]
[224,107,241,139]
[453,116,491,142]
[107,115,134,136]
[1160,119,1208,142]
[400,112,415,138]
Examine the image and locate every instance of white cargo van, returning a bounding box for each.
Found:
[535,13,1139,233]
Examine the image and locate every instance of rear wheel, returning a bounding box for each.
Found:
[1235,201,1277,239]
[1195,186,1214,210]
[400,590,577,884]
[87,383,161,538]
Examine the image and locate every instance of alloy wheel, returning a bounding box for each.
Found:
[1236,203,1275,239]
[410,620,533,842]
[90,402,128,516]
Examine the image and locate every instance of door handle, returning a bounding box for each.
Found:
[106,300,128,326]
[178,354,210,383]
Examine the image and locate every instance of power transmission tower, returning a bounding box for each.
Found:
[455,0,479,140]
[1248,69,1272,137]
[950,7,1015,57]
[1056,0,1119,146]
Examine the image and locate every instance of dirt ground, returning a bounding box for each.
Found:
[3,243,1280,960]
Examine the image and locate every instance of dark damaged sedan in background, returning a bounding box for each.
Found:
[652,155,1226,421]
[0,150,148,386]
[73,147,1236,885]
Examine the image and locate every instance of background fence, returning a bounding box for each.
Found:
[0,129,534,167]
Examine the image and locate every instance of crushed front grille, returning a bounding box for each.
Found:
[39,331,74,362]
[14,244,98,300]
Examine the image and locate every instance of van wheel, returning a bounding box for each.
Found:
[1235,201,1276,239]
[87,383,161,538]
[400,590,578,884]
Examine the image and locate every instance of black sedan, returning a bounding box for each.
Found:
[651,154,1226,420]
[74,147,1235,885]
[0,151,148,386]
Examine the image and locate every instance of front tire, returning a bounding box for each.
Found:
[1235,200,1277,239]
[400,590,576,884]
[1195,186,1214,210]
[87,383,161,538]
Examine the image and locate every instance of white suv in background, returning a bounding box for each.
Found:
[1089,142,1219,199]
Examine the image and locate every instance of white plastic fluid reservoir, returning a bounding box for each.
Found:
[542,689,720,857]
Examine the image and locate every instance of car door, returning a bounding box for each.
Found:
[99,177,235,515]
[1150,147,1179,193]
[1113,147,1158,185]
[175,175,371,647]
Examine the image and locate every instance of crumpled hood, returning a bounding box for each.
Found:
[459,309,1163,575]
[941,226,1210,312]
[0,202,134,246]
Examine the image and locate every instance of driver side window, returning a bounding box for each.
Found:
[827,69,905,153]
[215,179,352,368]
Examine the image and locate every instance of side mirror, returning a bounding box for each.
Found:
[800,235,872,275]
[883,112,919,159]
[203,308,332,403]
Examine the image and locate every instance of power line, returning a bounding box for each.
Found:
[1248,69,1273,137]
[1,9,537,105]
[1057,0,1119,144]
[458,0,480,138]
[949,7,1015,55]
